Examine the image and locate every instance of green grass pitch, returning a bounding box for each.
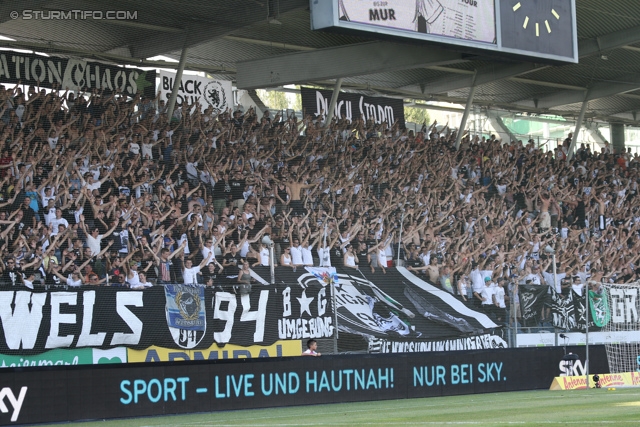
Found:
[39,388,640,426]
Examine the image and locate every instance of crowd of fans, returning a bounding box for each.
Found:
[0,81,638,324]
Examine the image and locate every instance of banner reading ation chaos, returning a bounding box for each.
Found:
[300,86,405,127]
[338,0,496,43]
[0,51,156,97]
[158,70,232,114]
[0,282,333,356]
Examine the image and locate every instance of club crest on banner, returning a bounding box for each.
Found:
[332,272,417,337]
[203,80,228,113]
[589,290,610,327]
[165,284,206,349]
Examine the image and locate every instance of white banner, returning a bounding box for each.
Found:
[158,70,232,114]
[368,334,507,354]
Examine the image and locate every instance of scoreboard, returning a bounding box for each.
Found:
[311,0,577,63]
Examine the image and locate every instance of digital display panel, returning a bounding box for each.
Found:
[0,346,609,425]
[338,0,496,44]
[500,0,575,59]
[310,0,578,63]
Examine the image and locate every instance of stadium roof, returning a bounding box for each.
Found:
[3,0,640,124]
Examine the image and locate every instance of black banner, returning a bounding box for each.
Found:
[0,282,333,355]
[0,345,608,425]
[550,287,593,332]
[264,266,504,349]
[519,285,549,327]
[0,265,506,357]
[300,86,405,127]
[0,52,156,97]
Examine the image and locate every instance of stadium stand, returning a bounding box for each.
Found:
[0,81,638,330]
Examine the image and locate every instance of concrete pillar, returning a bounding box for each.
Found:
[610,122,625,154]
[566,92,589,162]
[325,78,343,127]
[166,46,189,121]
[486,110,517,143]
[455,72,477,150]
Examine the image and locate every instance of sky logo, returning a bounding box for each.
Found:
[0,387,27,422]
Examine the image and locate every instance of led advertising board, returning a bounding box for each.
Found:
[310,0,577,63]
[0,345,607,425]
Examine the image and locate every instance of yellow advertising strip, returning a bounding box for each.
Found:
[128,340,302,363]
[550,372,640,390]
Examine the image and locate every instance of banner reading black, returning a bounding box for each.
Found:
[0,51,156,97]
[300,86,405,128]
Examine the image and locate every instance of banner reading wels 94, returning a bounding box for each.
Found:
[300,86,405,128]
[0,283,333,356]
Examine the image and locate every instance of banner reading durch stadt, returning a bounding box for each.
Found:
[0,51,156,97]
[300,86,405,127]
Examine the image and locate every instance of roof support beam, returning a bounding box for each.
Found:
[222,35,315,52]
[236,42,466,90]
[507,77,584,91]
[525,73,640,109]
[578,25,640,57]
[130,0,308,59]
[325,78,343,127]
[166,45,189,120]
[401,62,541,95]
[0,40,236,74]
[405,103,466,114]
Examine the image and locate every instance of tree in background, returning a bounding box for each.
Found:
[404,106,431,130]
[256,89,301,113]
